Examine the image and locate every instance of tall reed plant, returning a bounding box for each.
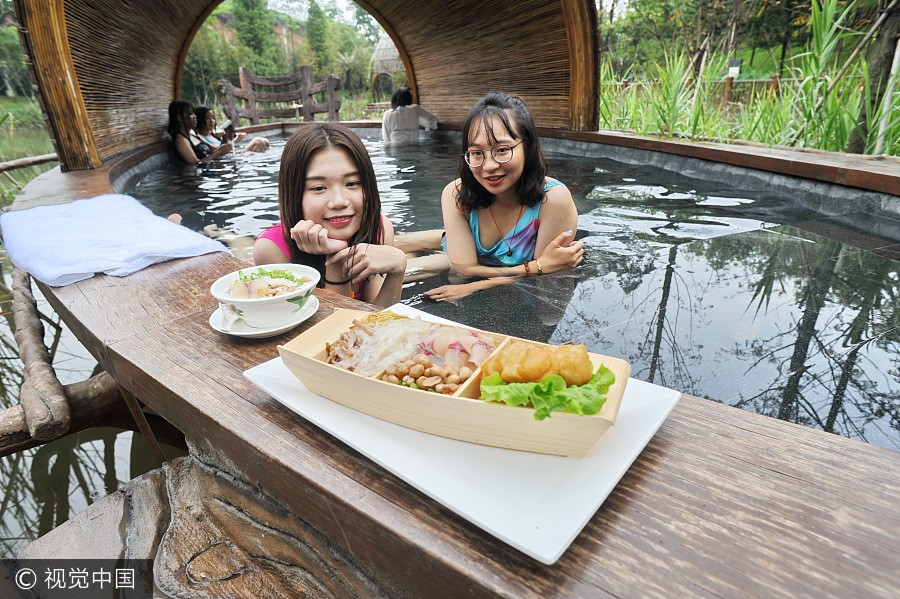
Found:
[595,0,899,155]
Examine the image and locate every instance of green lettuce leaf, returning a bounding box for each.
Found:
[479,366,615,421]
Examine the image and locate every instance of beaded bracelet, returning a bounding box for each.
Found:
[523,260,532,276]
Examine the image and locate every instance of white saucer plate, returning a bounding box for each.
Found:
[210,296,319,338]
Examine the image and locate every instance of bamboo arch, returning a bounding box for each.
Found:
[12,0,598,172]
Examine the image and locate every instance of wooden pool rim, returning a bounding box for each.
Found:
[11,121,899,214]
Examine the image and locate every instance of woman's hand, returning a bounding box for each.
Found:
[424,277,521,302]
[289,220,348,255]
[205,142,233,161]
[326,243,406,285]
[535,230,584,273]
[424,282,482,302]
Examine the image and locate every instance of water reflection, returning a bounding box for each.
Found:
[0,257,181,556]
[522,225,898,449]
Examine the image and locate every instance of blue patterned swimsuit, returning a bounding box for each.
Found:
[459,179,565,266]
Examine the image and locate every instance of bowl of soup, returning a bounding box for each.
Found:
[210,264,319,329]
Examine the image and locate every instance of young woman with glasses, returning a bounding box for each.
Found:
[423,92,584,302]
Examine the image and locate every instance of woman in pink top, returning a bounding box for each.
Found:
[253,123,406,308]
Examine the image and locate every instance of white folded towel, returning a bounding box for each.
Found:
[0,193,229,286]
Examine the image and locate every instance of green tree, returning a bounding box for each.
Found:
[232,0,276,68]
[353,5,381,45]
[0,25,30,96]
[182,20,252,106]
[307,0,334,79]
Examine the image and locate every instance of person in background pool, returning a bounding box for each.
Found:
[194,105,270,153]
[167,100,232,164]
[253,123,407,308]
[381,87,438,146]
[423,92,584,302]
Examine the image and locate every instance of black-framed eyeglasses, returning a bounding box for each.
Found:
[463,141,522,167]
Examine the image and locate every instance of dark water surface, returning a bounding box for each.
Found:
[2,132,897,554]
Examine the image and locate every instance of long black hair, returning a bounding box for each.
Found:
[455,92,547,213]
[166,100,194,140]
[278,123,382,285]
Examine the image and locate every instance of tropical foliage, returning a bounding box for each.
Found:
[596,0,899,155]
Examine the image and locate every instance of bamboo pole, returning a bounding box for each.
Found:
[0,154,58,174]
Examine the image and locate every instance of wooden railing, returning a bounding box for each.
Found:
[0,153,58,174]
[218,66,341,126]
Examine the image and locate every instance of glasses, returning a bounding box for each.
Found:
[464,141,522,167]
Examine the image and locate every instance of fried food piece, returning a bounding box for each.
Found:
[483,341,552,383]
[483,341,593,386]
[551,344,593,386]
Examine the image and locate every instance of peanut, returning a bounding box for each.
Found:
[419,376,442,388]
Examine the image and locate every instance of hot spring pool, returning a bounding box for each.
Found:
[125,130,900,450]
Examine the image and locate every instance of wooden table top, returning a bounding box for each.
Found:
[37,250,900,598]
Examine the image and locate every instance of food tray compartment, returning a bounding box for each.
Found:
[278,309,631,456]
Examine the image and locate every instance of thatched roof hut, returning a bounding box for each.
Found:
[371,34,404,78]
[370,34,403,103]
[13,0,598,172]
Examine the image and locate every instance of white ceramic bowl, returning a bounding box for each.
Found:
[210,264,320,329]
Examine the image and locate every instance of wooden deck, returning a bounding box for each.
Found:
[7,149,900,597]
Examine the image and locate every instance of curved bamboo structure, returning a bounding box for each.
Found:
[13,0,598,172]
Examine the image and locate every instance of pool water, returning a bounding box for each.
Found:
[126,134,900,451]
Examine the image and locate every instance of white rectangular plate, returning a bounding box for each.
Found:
[244,307,681,564]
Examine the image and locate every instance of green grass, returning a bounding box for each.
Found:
[0,97,47,131]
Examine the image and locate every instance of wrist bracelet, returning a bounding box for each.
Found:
[523,260,531,276]
[323,276,352,285]
[535,259,543,274]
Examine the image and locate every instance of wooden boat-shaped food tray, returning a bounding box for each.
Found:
[278,309,631,456]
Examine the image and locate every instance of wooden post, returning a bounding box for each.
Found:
[239,67,261,126]
[118,386,167,467]
[724,76,734,104]
[560,0,599,131]
[326,75,341,120]
[301,66,314,122]
[13,0,101,171]
[218,80,239,127]
[769,75,780,96]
